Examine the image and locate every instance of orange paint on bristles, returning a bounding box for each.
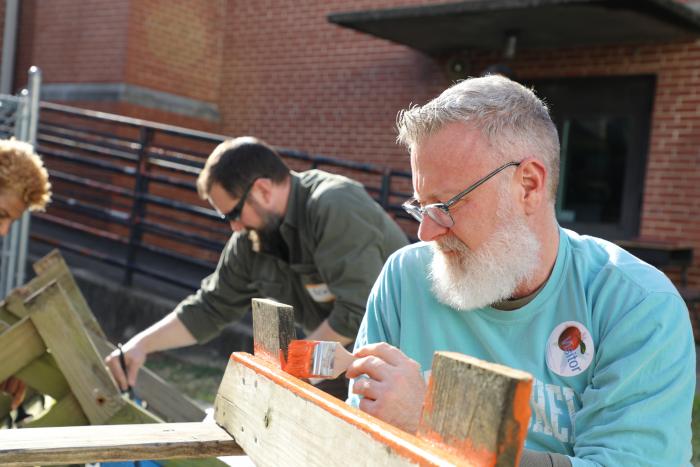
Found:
[283,340,317,378]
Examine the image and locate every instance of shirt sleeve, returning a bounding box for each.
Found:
[569,292,695,467]
[175,234,258,343]
[309,186,407,338]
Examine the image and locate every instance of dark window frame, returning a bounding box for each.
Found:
[527,75,656,240]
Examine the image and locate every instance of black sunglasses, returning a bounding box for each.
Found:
[221,178,259,222]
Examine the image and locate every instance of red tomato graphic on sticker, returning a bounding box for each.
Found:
[558,326,582,352]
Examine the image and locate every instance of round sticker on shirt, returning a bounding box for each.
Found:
[545,321,594,377]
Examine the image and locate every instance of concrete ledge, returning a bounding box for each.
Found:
[41,83,221,122]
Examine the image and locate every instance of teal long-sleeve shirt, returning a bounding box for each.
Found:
[176,170,408,341]
[350,228,695,466]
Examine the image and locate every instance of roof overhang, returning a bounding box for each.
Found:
[328,0,700,56]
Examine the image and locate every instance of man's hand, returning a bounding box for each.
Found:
[345,342,426,433]
[104,312,198,392]
[1,376,26,410]
[105,340,147,391]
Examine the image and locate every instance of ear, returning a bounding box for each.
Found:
[517,158,547,215]
[251,178,275,206]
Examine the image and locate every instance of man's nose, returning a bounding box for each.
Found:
[417,215,448,242]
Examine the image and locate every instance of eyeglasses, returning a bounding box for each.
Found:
[402,161,521,228]
[220,178,259,222]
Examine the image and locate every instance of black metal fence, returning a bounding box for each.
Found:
[32,102,415,290]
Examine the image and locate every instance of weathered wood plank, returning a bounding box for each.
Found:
[30,249,106,338]
[107,397,163,425]
[215,352,466,467]
[251,298,296,365]
[91,332,206,423]
[0,317,45,383]
[15,353,70,399]
[30,250,205,422]
[417,352,532,467]
[26,282,124,424]
[21,393,89,428]
[0,306,18,325]
[0,422,241,466]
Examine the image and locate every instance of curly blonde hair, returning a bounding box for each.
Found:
[0,139,51,211]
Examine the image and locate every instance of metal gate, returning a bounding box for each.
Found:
[0,67,41,297]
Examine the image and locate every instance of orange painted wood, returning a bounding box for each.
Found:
[215,352,516,466]
[251,298,296,365]
[417,352,532,467]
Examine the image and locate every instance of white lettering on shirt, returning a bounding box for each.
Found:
[528,377,579,444]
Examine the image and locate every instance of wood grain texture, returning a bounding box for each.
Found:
[251,298,296,365]
[26,282,124,424]
[0,422,241,466]
[0,317,45,383]
[26,250,205,423]
[215,352,466,467]
[417,352,532,467]
[90,331,206,423]
[21,393,89,428]
[15,353,70,399]
[30,249,105,338]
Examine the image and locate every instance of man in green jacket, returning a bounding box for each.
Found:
[106,136,408,397]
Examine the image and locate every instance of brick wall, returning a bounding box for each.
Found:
[13,0,129,91]
[3,0,699,287]
[218,0,449,172]
[124,0,225,105]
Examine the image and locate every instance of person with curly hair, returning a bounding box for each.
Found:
[0,138,51,417]
[0,138,51,236]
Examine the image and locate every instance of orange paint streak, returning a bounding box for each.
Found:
[228,352,468,466]
[283,340,317,378]
[419,376,496,465]
[418,376,532,466]
[252,342,282,367]
[504,379,532,466]
[418,431,496,467]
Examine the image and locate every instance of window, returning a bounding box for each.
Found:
[528,76,655,240]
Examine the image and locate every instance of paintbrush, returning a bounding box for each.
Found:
[283,340,355,379]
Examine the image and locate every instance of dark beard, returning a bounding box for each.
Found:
[255,211,287,260]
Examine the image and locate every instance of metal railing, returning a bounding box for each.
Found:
[0,66,41,297]
[33,102,415,290]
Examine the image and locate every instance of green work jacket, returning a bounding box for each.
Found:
[176,170,408,341]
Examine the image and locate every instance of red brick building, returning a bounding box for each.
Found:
[1,0,700,288]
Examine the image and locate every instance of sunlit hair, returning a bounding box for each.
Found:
[0,139,51,211]
[197,136,290,199]
[396,74,560,202]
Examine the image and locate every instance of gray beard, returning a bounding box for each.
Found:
[428,202,541,312]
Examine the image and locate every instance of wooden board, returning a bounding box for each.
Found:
[30,248,105,338]
[25,282,124,424]
[215,352,467,466]
[15,353,70,399]
[417,352,532,466]
[90,331,206,423]
[251,298,296,365]
[0,422,241,466]
[21,393,89,428]
[0,317,45,383]
[29,250,206,422]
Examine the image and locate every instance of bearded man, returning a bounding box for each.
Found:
[106,136,408,398]
[346,75,694,466]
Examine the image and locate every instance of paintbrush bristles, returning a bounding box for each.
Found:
[284,340,350,379]
[284,340,318,378]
